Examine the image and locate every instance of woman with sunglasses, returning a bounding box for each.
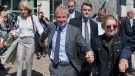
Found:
[93,15,124,76]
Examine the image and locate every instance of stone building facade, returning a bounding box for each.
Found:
[0,0,134,21]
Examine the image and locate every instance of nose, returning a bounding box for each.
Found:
[60,17,63,21]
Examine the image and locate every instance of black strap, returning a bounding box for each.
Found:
[31,15,36,34]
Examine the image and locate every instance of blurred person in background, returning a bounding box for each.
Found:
[92,8,106,36]
[0,12,5,70]
[67,0,81,23]
[36,12,49,59]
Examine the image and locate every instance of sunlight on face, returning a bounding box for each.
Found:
[20,6,29,17]
[55,10,68,27]
[104,19,117,37]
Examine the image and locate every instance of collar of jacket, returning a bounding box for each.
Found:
[99,34,121,46]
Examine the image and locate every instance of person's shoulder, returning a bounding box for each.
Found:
[17,15,22,20]
[68,23,79,30]
[91,18,98,24]
[75,10,81,13]
[90,19,98,25]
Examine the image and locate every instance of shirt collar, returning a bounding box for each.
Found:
[82,17,90,22]
[57,24,67,32]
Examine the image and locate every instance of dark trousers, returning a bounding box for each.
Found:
[128,56,135,72]
[79,63,92,76]
[49,62,77,76]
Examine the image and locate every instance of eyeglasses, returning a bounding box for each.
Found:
[106,25,117,29]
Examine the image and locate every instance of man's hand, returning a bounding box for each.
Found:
[85,52,94,64]
[119,59,128,72]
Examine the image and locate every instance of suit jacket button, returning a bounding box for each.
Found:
[117,50,119,52]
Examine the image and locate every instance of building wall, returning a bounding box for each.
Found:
[37,0,50,19]
[63,0,118,18]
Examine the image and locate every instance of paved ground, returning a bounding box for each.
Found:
[0,54,50,76]
[0,53,135,76]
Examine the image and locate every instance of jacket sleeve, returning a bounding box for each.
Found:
[75,28,93,53]
[120,31,135,59]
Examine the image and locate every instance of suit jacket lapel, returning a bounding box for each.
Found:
[65,24,70,48]
[90,20,93,44]
[48,23,56,56]
[75,10,77,18]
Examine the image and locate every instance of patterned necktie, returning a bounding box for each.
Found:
[54,28,61,64]
[84,20,90,44]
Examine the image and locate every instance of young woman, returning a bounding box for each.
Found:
[16,1,43,76]
[94,15,124,76]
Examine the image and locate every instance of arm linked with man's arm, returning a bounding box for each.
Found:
[75,28,94,63]
[120,31,135,59]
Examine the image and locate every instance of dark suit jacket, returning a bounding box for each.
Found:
[40,22,93,72]
[74,10,82,18]
[69,16,98,63]
[119,16,133,45]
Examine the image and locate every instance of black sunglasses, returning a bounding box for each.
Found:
[106,25,117,29]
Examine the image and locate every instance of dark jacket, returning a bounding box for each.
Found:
[69,16,98,63]
[74,10,82,18]
[94,34,123,76]
[119,16,133,45]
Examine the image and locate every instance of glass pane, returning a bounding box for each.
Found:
[119,0,126,6]
[50,0,62,21]
[13,0,21,10]
[2,0,10,9]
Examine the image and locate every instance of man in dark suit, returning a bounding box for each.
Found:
[40,5,94,76]
[119,9,135,75]
[69,2,98,76]
[67,0,81,23]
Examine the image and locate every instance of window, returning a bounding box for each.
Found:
[50,0,62,21]
[119,0,126,6]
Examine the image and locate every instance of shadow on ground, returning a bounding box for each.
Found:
[1,69,43,76]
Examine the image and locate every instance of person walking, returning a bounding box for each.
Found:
[16,1,43,76]
[40,5,94,76]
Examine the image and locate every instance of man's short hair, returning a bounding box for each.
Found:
[81,2,92,10]
[99,8,106,13]
[55,5,68,16]
[127,9,135,15]
[38,12,44,15]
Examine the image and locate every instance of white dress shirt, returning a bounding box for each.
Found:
[98,22,105,35]
[92,18,105,35]
[67,10,75,23]
[16,15,44,37]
